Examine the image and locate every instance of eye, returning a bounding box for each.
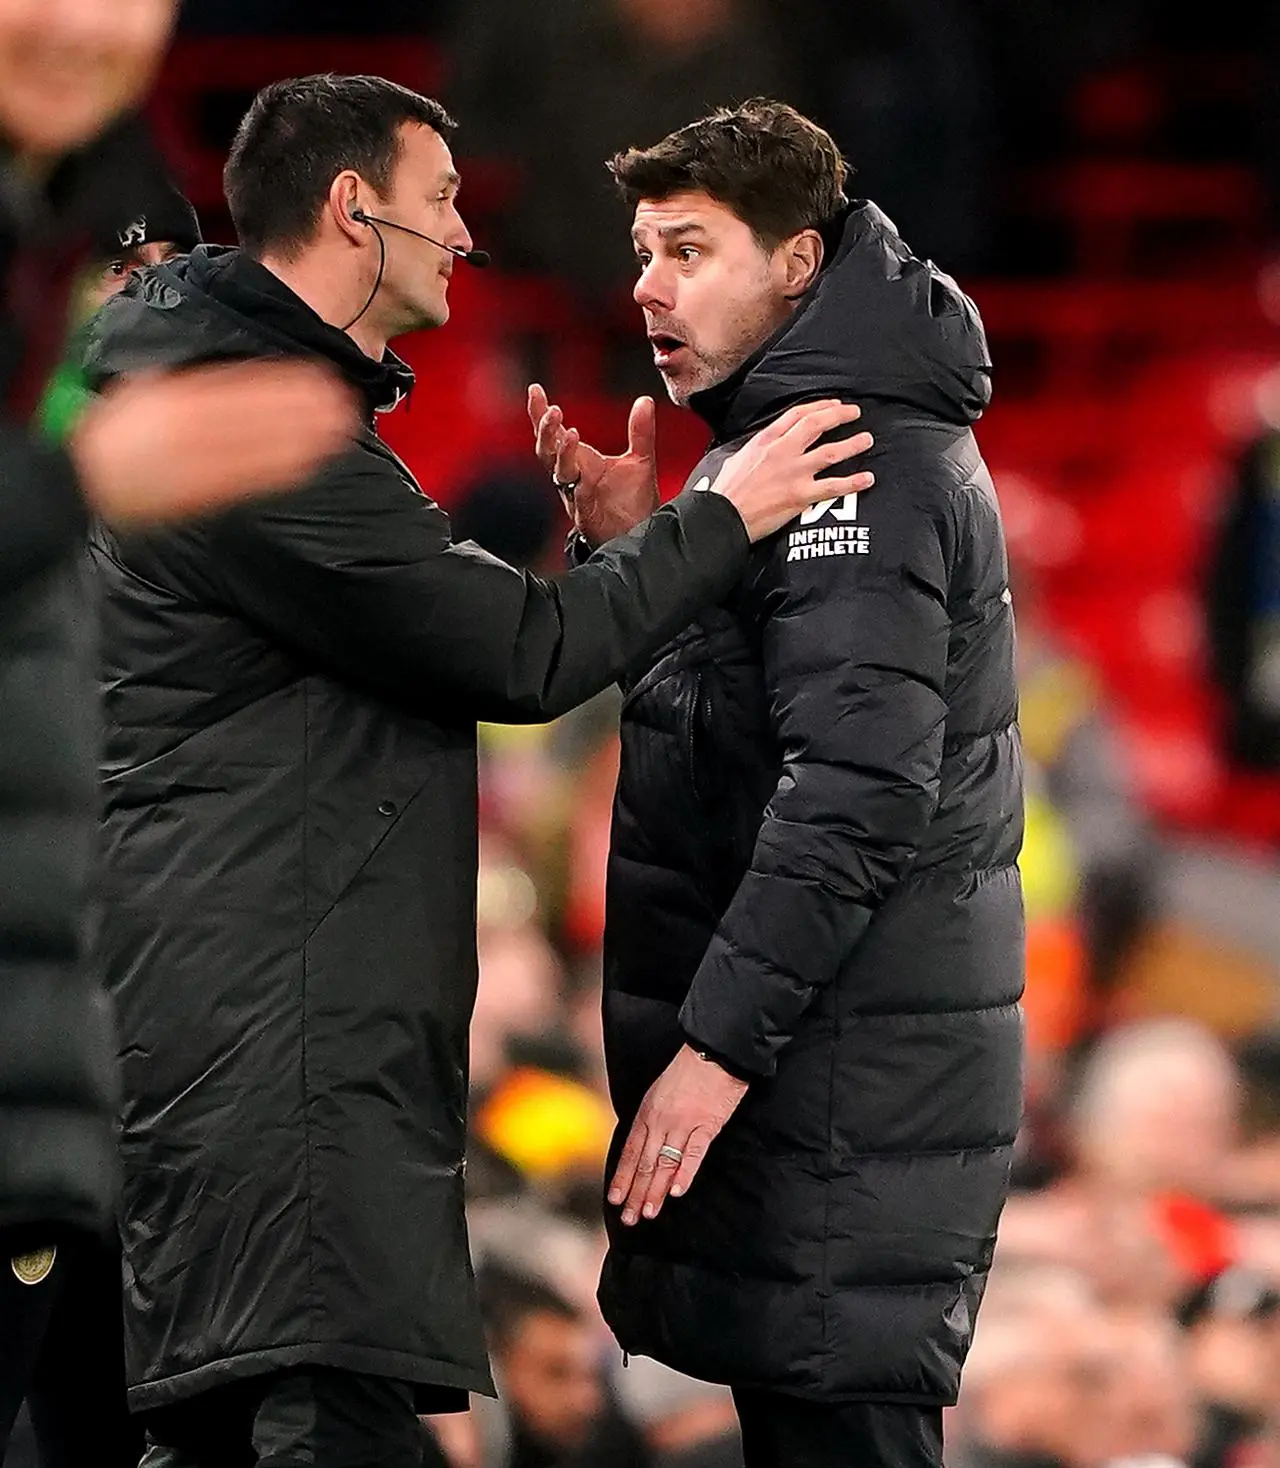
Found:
[635,251,652,269]
[677,246,700,263]
[108,259,127,277]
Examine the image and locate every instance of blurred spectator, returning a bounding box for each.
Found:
[445,0,798,302]
[999,1020,1243,1309]
[1102,1310,1197,1465]
[478,1265,651,1468]
[949,1268,1116,1468]
[40,183,203,443]
[1179,1267,1280,1468]
[611,1358,742,1468]
[471,902,566,1094]
[1207,430,1280,772]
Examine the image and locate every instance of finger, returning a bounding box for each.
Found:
[554,428,581,488]
[783,401,866,452]
[622,1127,666,1226]
[758,398,851,445]
[534,406,565,472]
[626,395,657,462]
[639,1130,692,1222]
[803,470,877,502]
[608,1120,648,1207]
[813,429,875,468]
[528,382,549,433]
[669,1128,715,1200]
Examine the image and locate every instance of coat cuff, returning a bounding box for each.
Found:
[678,900,875,1080]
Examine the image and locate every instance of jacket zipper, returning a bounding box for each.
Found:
[687,671,703,804]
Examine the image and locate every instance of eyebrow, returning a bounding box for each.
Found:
[631,220,708,245]
[438,170,461,192]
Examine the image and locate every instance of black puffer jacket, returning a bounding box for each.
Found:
[85,247,750,1411]
[598,203,1025,1404]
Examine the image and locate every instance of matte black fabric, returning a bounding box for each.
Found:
[598,202,1024,1402]
[138,1368,424,1468]
[0,1235,140,1468]
[732,1389,943,1468]
[85,248,750,1410]
[0,119,176,1247]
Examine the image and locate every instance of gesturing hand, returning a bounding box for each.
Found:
[608,1045,749,1227]
[528,383,660,546]
[712,399,875,543]
[71,361,357,528]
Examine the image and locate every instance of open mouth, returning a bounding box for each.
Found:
[648,333,688,370]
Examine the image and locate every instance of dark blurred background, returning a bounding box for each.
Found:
[78,3,1280,1465]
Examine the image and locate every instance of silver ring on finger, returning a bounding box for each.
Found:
[552,473,581,499]
[657,1144,684,1166]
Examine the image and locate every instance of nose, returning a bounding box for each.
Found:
[447,200,474,257]
[634,258,673,311]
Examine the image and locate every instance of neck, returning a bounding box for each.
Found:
[257,246,390,360]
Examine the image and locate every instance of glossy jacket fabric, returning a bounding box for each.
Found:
[598,203,1025,1403]
[85,247,750,1410]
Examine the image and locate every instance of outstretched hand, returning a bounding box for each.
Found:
[528,383,660,546]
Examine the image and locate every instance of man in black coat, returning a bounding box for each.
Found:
[534,100,1024,1468]
[86,75,871,1466]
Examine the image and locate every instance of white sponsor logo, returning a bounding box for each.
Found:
[787,491,870,562]
[799,491,859,525]
[118,215,148,248]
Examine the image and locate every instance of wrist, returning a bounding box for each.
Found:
[683,1042,751,1085]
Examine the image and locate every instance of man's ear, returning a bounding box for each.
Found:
[330,171,367,245]
[780,229,824,299]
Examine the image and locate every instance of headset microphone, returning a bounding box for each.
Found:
[350,209,490,268]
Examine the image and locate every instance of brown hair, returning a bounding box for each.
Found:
[608,98,851,248]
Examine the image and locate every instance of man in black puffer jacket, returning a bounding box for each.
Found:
[533,100,1023,1468]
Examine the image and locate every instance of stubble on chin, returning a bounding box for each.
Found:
[660,350,735,409]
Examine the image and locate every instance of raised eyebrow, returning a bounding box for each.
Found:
[631,222,708,248]
[438,170,461,193]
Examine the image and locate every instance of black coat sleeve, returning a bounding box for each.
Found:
[203,447,749,724]
[680,460,954,1079]
[0,431,87,598]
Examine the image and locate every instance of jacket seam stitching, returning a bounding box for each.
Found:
[820,975,840,1381]
[300,678,317,1343]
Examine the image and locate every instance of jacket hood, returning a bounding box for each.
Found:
[690,201,992,443]
[84,244,415,416]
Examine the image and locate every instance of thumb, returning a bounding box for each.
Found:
[627,395,657,461]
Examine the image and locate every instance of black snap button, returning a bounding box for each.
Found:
[377,800,397,817]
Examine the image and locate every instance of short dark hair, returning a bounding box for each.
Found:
[224,74,455,258]
[609,98,850,249]
[477,1263,578,1349]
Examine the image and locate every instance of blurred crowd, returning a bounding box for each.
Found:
[8,1,1280,1464]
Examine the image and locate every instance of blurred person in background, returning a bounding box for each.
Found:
[0,3,359,1465]
[533,100,1022,1468]
[84,73,872,1465]
[88,176,202,308]
[478,1265,651,1468]
[1179,1267,1280,1468]
[39,180,203,443]
[1100,1310,1197,1467]
[998,1019,1244,1310]
[611,1359,743,1468]
[948,1304,1117,1468]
